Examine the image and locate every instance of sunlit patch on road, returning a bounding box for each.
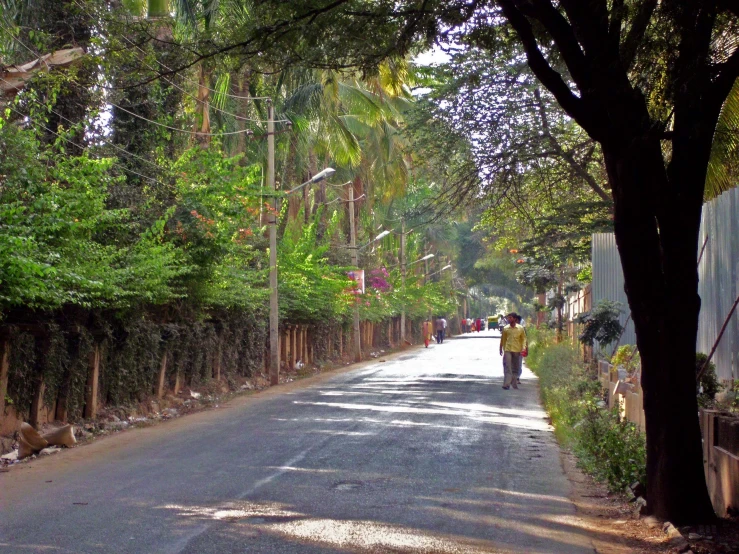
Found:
[159,500,500,553]
[292,401,553,431]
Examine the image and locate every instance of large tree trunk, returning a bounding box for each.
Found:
[605,130,715,524]
[499,0,735,525]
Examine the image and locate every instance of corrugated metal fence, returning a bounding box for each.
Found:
[591,187,739,380]
[591,233,637,353]
[698,187,739,381]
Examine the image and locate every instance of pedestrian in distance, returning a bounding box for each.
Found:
[500,312,528,390]
[423,319,433,348]
[441,317,447,343]
[435,317,444,344]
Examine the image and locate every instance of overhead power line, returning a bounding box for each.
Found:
[0,22,291,136]
[1,100,172,188]
[71,0,272,101]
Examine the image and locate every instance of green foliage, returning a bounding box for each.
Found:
[696,353,722,407]
[721,380,739,413]
[169,145,267,310]
[548,294,566,311]
[576,402,647,493]
[611,345,641,376]
[0,120,186,312]
[278,210,353,324]
[516,263,557,294]
[527,331,646,492]
[576,300,624,348]
[576,266,592,283]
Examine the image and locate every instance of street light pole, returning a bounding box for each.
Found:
[400,219,406,345]
[267,102,279,386]
[348,185,362,362]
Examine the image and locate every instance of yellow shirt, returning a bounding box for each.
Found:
[501,325,527,352]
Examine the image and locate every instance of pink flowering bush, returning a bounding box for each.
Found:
[367,268,391,291]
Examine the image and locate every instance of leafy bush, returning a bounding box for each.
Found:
[696,353,722,407]
[529,338,646,492]
[611,345,641,375]
[576,300,623,348]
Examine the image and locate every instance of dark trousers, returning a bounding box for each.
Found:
[436,330,443,343]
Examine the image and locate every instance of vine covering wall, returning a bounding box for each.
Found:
[2,310,425,427]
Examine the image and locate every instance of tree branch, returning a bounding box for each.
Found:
[533,88,611,203]
[620,0,658,70]
[499,1,595,135]
[609,0,626,55]
[559,0,610,58]
[524,0,592,90]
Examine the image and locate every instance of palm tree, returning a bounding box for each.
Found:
[278,62,414,225]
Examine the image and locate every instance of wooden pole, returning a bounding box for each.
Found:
[156,351,168,399]
[697,292,739,382]
[84,344,100,419]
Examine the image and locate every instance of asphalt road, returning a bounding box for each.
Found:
[0,330,597,553]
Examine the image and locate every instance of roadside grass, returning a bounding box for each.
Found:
[527,327,646,493]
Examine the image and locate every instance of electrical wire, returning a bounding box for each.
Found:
[72,0,272,101]
[0,76,176,176]
[2,101,171,188]
[0,23,290,136]
[69,1,282,125]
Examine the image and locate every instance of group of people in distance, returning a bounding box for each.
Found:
[462,318,484,333]
[499,312,527,390]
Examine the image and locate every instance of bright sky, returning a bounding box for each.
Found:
[414,47,451,67]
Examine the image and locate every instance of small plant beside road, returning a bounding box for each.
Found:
[527,327,646,493]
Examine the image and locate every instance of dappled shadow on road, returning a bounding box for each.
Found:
[146,369,644,553]
[155,492,651,554]
[290,373,551,433]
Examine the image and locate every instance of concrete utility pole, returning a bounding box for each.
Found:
[267,102,279,386]
[400,219,406,345]
[348,185,362,362]
[424,247,430,285]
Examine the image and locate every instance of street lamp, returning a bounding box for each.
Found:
[371,229,391,243]
[286,167,336,195]
[347,229,391,250]
[410,253,434,265]
[425,264,452,278]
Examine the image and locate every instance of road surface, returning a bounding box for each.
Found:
[1,330,598,553]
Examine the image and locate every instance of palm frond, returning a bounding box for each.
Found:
[706,78,739,200]
[211,72,230,111]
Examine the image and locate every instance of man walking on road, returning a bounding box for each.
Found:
[500,312,527,390]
